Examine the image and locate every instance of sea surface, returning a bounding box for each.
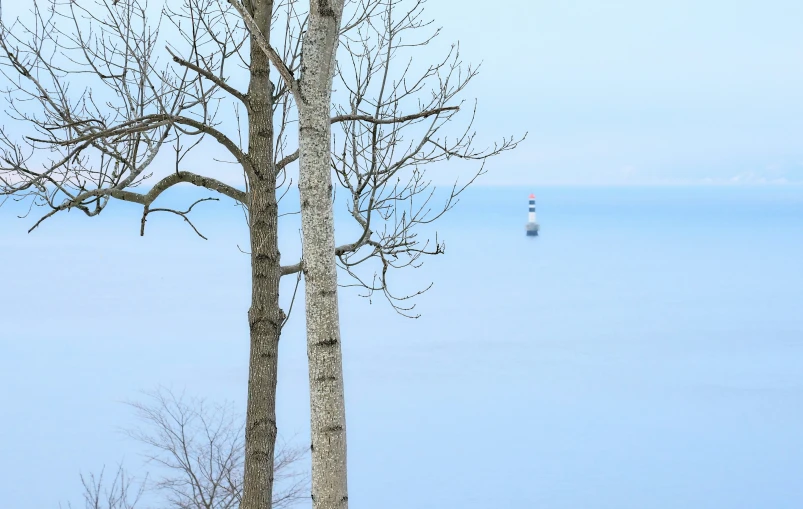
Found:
[1,185,802,509]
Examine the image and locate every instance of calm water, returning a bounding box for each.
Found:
[2,186,802,508]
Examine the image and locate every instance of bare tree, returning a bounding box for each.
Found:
[0,2,288,507]
[126,388,307,509]
[1,1,522,508]
[61,388,307,509]
[237,1,522,507]
[61,466,145,509]
[331,1,520,313]
[295,2,349,508]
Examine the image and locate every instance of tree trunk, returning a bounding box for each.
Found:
[242,1,281,509]
[298,1,348,508]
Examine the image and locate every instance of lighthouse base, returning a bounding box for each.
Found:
[526,222,539,236]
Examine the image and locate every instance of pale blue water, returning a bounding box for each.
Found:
[1,186,802,508]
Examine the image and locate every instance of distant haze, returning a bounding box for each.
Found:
[3,186,802,509]
[1,0,801,187]
[428,0,803,186]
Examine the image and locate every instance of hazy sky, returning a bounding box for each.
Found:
[426,0,803,185]
[2,0,802,187]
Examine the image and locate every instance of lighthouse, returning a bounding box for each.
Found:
[526,193,539,236]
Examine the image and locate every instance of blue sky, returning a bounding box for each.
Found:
[2,0,802,186]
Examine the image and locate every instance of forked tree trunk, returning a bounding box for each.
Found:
[241,1,282,509]
[297,1,348,508]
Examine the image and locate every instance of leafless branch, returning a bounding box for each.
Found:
[330,105,459,125]
[1,0,523,318]
[325,0,525,316]
[121,388,307,509]
[142,196,219,240]
[64,388,308,509]
[226,0,300,99]
[0,0,252,238]
[60,465,146,509]
[166,47,249,108]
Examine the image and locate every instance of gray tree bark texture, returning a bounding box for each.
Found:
[241,2,282,509]
[297,1,349,508]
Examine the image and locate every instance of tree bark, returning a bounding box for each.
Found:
[297,1,348,508]
[242,1,282,509]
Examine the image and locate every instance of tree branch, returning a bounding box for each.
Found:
[129,170,248,207]
[274,106,460,172]
[275,150,299,172]
[142,197,220,240]
[330,106,458,125]
[280,261,303,276]
[166,47,249,107]
[226,0,300,99]
[31,113,248,170]
[27,170,246,233]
